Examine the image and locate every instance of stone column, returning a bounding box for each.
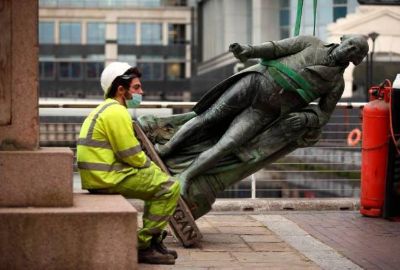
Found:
[0,0,73,207]
[0,1,138,268]
[0,0,39,150]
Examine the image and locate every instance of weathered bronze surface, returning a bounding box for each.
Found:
[139,35,369,220]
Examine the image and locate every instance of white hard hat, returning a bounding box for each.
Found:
[100,62,132,96]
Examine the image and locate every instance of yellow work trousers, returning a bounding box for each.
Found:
[100,165,180,249]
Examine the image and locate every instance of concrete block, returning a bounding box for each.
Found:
[0,194,137,270]
[0,147,73,207]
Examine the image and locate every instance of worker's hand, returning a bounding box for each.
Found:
[229,43,253,62]
[284,113,307,131]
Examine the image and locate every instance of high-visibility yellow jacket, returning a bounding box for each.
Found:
[77,98,153,189]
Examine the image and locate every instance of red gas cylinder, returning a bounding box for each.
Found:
[360,81,392,217]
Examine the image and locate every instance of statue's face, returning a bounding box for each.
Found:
[335,36,369,66]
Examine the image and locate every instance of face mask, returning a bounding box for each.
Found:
[125,93,142,108]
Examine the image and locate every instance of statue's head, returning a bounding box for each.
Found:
[334,35,369,66]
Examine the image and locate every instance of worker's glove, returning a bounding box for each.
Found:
[284,113,307,131]
[229,43,253,63]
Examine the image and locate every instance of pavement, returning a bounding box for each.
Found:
[137,210,400,270]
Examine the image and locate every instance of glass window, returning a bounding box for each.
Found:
[138,0,161,7]
[86,62,104,79]
[60,22,81,44]
[333,0,347,22]
[117,55,137,67]
[59,62,82,80]
[39,22,55,44]
[279,1,290,39]
[166,63,184,80]
[87,22,105,44]
[141,23,162,45]
[39,61,55,79]
[138,63,163,80]
[168,24,185,44]
[137,56,163,80]
[117,23,136,45]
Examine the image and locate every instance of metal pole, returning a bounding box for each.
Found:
[251,173,256,199]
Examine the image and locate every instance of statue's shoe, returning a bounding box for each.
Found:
[154,143,171,157]
[175,172,191,197]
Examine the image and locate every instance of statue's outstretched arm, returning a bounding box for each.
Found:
[229,35,314,62]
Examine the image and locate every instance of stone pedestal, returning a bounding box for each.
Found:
[0,148,74,207]
[0,194,138,270]
[0,1,138,269]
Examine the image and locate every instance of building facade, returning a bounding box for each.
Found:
[39,0,193,101]
[191,0,360,100]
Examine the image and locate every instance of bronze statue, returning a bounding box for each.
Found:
[139,35,369,218]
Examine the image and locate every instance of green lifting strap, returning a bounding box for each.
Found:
[294,0,304,36]
[260,59,318,103]
[294,0,318,36]
[313,0,317,36]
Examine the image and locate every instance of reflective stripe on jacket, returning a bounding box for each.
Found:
[77,98,152,189]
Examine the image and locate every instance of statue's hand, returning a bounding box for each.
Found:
[229,43,253,62]
[284,113,307,131]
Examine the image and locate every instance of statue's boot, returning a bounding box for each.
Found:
[154,143,172,157]
[138,246,175,265]
[151,230,178,259]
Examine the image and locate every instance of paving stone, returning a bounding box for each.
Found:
[189,251,234,261]
[241,234,283,243]
[285,212,400,270]
[231,251,311,264]
[200,242,252,252]
[218,225,271,235]
[237,262,320,270]
[247,242,293,252]
[282,235,334,251]
[207,220,265,227]
[201,233,244,243]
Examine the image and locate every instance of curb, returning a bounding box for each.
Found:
[128,198,360,212]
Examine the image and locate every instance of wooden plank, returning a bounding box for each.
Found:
[0,0,12,125]
[133,122,203,247]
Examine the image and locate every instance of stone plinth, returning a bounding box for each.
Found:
[0,148,73,207]
[0,0,38,150]
[0,194,138,270]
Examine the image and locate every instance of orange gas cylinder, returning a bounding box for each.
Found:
[360,81,392,217]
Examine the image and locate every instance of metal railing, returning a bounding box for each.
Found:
[39,100,365,199]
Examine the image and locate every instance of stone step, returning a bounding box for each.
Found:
[0,193,137,270]
[0,147,73,207]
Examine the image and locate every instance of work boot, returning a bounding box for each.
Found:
[138,246,175,265]
[151,230,178,259]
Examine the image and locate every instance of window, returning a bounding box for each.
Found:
[279,0,290,39]
[117,55,137,67]
[86,62,104,79]
[87,22,105,44]
[166,63,185,80]
[137,56,163,80]
[86,54,105,80]
[168,24,186,44]
[39,61,55,79]
[117,23,136,45]
[333,0,347,22]
[137,0,161,7]
[141,23,162,45]
[39,22,55,44]
[60,22,81,44]
[59,61,82,80]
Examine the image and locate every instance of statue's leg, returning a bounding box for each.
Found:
[156,76,255,157]
[180,107,278,187]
